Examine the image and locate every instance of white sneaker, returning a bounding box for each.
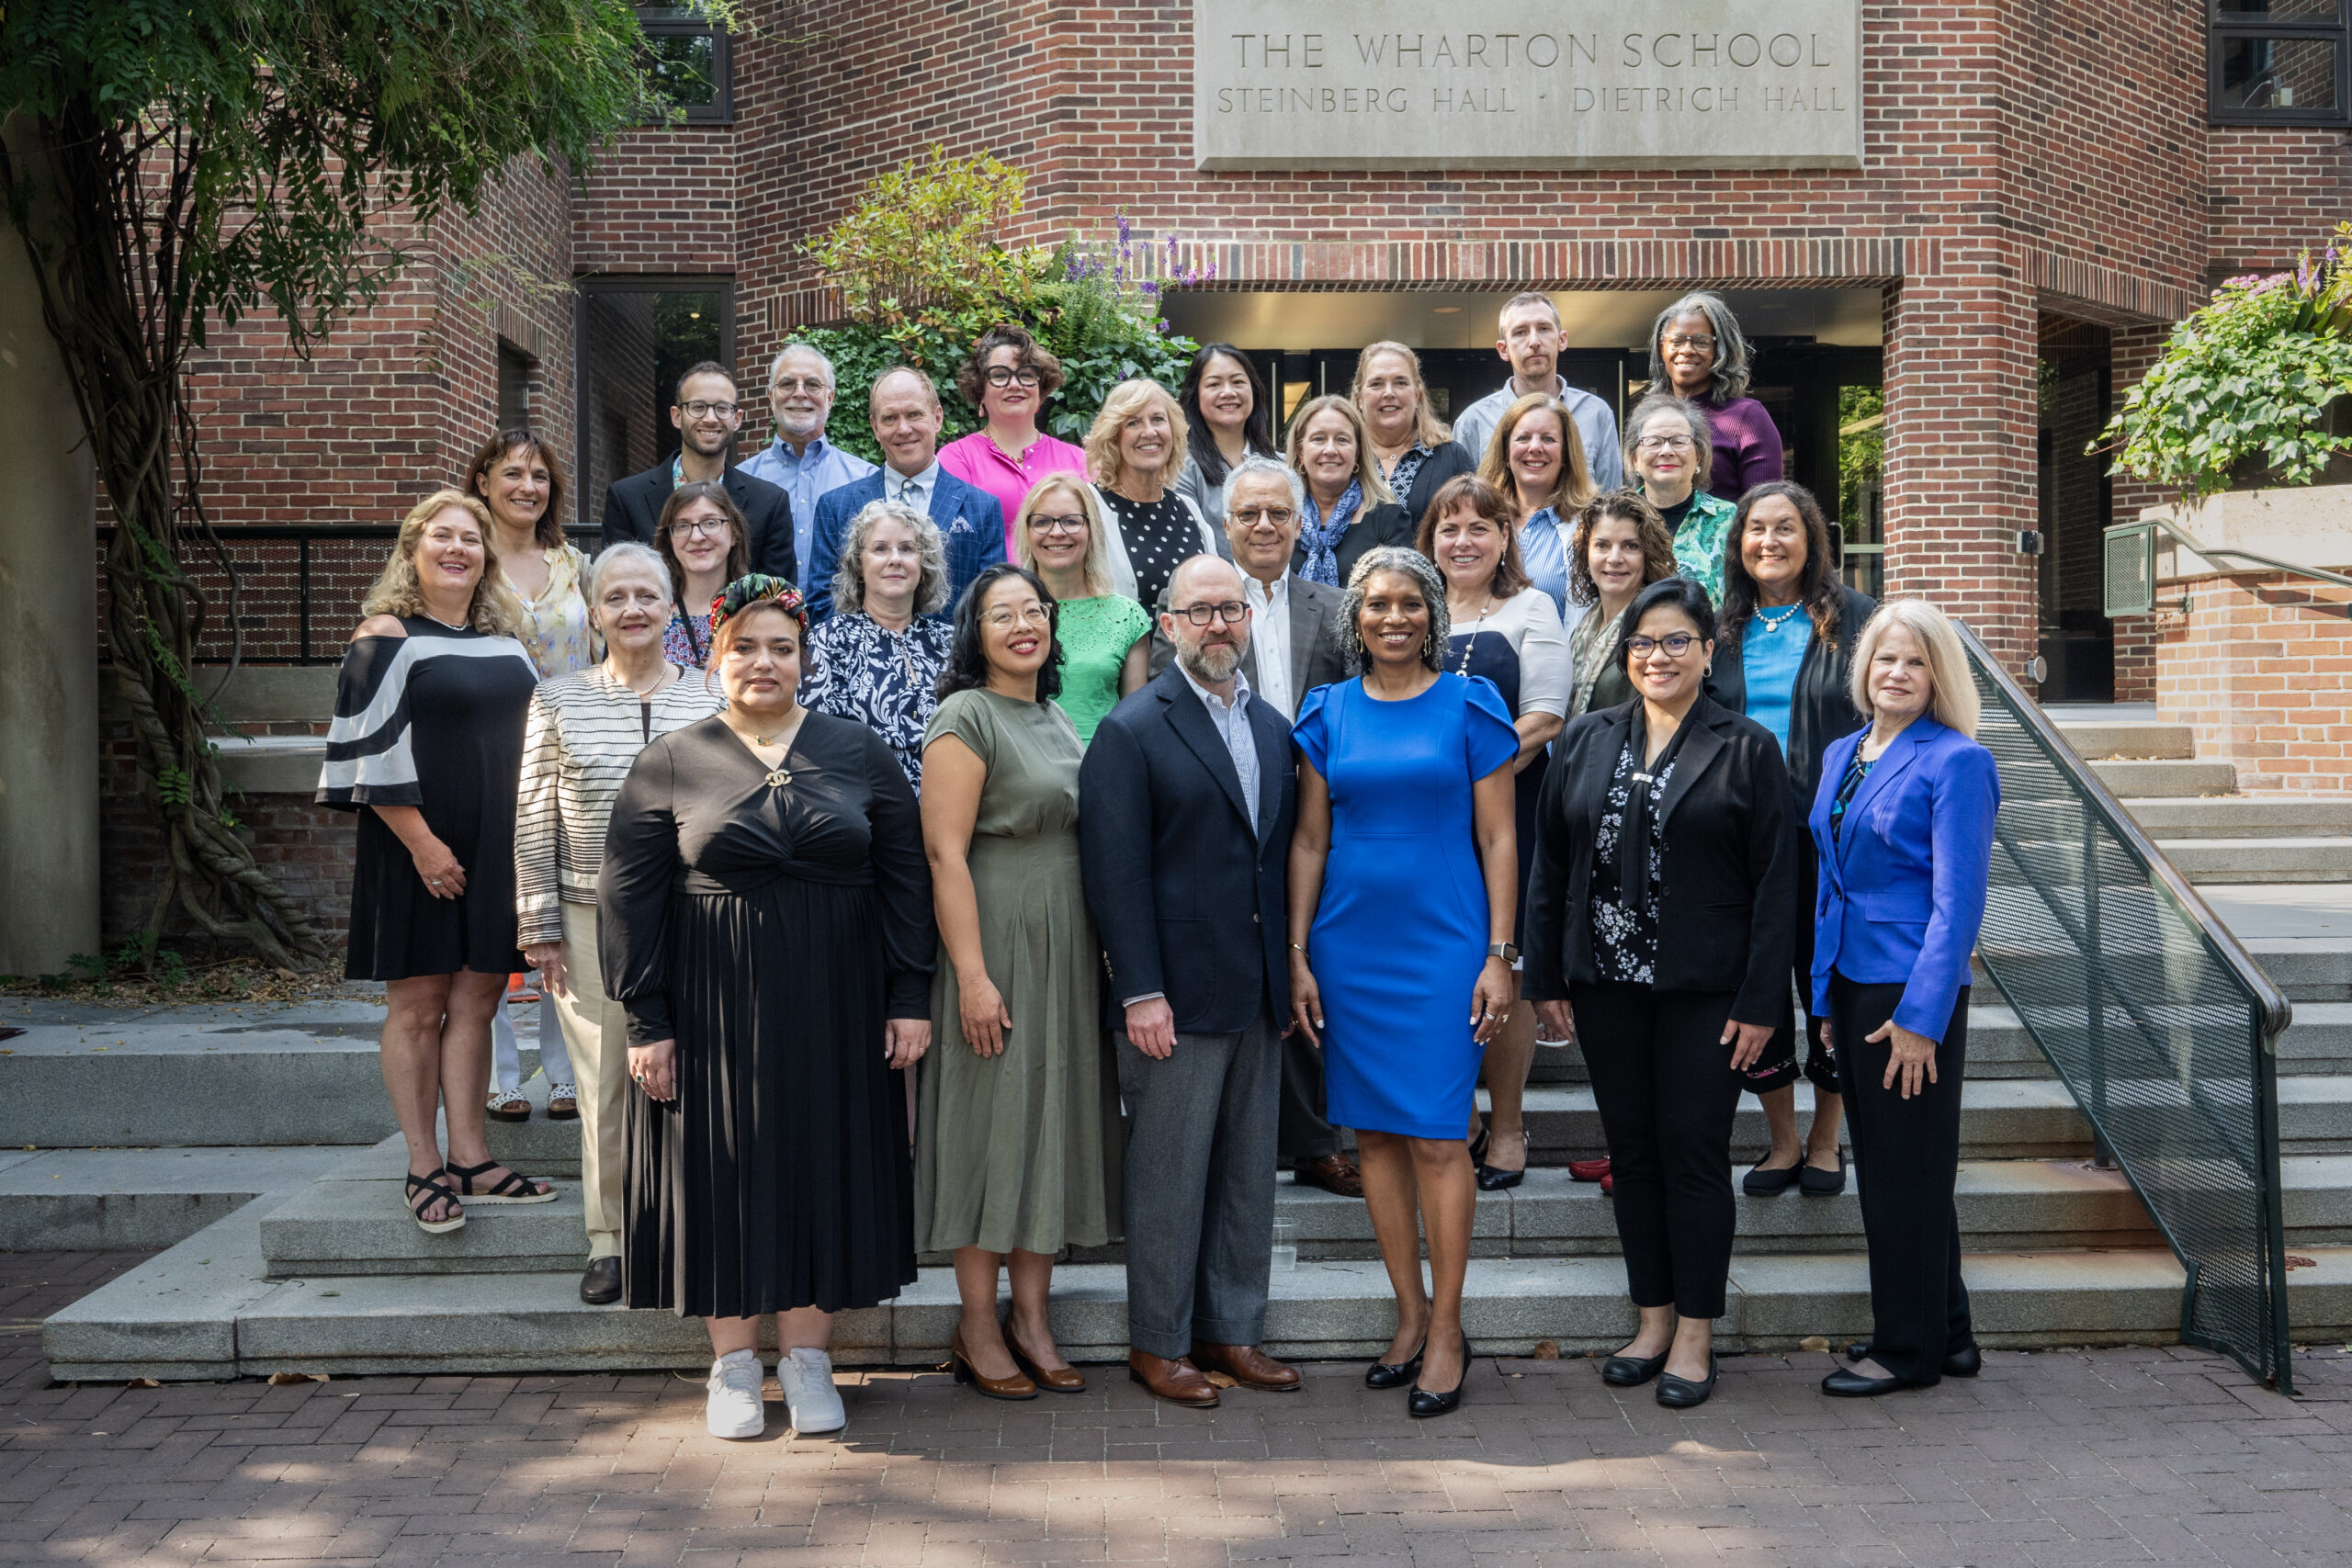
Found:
[777,1347,846,1435]
[705,1349,765,1439]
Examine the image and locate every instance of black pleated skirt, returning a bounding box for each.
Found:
[621,875,917,1317]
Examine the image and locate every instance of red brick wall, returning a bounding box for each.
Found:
[2155,570,2352,793]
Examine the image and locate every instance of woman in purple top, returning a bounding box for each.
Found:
[939,324,1091,559]
[1647,291,1785,502]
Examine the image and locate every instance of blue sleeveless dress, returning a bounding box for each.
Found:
[1293,673,1521,1137]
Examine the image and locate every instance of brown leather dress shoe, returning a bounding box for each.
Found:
[1293,1153,1363,1198]
[1191,1341,1301,1392]
[1127,1349,1220,1407]
[1006,1325,1087,1393]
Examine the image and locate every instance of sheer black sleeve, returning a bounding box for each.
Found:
[596,736,683,1046]
[861,727,937,1018]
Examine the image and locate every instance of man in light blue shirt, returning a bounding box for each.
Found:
[739,342,876,576]
[1451,292,1624,491]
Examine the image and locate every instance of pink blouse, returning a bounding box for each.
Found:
[938,429,1091,557]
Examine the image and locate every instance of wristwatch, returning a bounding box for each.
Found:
[1487,942,1519,964]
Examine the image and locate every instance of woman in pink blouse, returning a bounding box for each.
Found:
[939,324,1090,558]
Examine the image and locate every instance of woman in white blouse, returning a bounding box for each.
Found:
[514,541,726,1306]
[1417,474,1571,1191]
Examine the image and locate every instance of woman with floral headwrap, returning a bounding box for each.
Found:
[598,575,938,1443]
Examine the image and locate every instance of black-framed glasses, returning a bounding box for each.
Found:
[678,400,741,419]
[668,518,729,539]
[1029,513,1090,536]
[1626,632,1700,658]
[1173,601,1249,626]
[984,366,1044,388]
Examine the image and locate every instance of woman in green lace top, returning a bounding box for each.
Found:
[1012,474,1149,743]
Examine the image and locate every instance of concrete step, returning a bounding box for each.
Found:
[0,1145,364,1250]
[2123,795,2352,840]
[47,1197,2352,1380]
[2158,837,2352,885]
[2055,719,2195,761]
[1512,1078,2093,1161]
[2090,758,2238,797]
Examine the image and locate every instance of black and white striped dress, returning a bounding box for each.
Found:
[316,616,542,981]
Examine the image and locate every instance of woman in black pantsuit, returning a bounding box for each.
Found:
[600,575,936,1441]
[1525,578,1794,1409]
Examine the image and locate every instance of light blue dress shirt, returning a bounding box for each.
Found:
[739,434,876,573]
[1453,376,1625,491]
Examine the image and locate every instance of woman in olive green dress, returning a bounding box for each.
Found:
[918,563,1123,1401]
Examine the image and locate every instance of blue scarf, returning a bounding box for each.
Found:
[1297,478,1364,588]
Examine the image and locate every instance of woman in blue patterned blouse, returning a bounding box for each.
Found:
[801,499,956,789]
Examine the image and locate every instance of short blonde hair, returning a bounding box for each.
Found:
[1015,473,1114,598]
[362,490,526,637]
[1085,378,1189,494]
[1849,599,1980,739]
[1283,394,1397,507]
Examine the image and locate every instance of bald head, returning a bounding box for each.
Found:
[870,366,947,476]
[1163,554,1250,691]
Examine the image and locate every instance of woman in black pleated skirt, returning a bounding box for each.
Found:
[598,577,936,1440]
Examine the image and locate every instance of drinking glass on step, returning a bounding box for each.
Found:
[1270,1218,1298,1274]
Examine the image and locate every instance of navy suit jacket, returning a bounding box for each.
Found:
[1808,716,2000,1041]
[600,462,797,583]
[1079,665,1297,1035]
[805,468,1006,620]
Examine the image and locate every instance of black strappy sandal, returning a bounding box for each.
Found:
[445,1159,557,1205]
[405,1168,467,1235]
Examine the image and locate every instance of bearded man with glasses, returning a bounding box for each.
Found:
[602,359,798,582]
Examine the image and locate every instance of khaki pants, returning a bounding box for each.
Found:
[550,901,631,1260]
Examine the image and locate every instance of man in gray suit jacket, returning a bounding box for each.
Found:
[1149,457,1359,1199]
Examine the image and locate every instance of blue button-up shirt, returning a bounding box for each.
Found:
[740,434,876,572]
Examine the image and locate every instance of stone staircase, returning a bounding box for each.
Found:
[24,711,2352,1381]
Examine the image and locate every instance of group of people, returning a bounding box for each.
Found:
[315,288,1998,1441]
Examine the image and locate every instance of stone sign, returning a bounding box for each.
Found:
[1193,0,1862,170]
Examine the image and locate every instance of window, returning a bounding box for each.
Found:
[572,276,735,533]
[637,7,732,124]
[497,341,534,431]
[2211,1,2350,123]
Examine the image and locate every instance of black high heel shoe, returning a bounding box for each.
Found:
[1408,1333,1473,1418]
[1600,1348,1670,1388]
[1365,1336,1427,1390]
[1655,1353,1718,1408]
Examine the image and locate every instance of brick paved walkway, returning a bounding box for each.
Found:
[3,1251,2348,1566]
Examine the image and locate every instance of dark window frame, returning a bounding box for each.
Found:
[637,6,733,126]
[571,273,739,532]
[2209,3,2351,125]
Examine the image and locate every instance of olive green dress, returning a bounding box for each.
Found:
[915,688,1123,1255]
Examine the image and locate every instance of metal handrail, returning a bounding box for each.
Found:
[2124,513,2352,593]
[1958,618,2294,1390]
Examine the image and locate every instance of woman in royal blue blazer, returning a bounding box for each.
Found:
[1809,599,1998,1398]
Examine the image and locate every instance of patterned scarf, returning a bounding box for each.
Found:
[1297,478,1364,588]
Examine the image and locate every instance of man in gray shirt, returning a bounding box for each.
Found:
[1451,291,1625,489]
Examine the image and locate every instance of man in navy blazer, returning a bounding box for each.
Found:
[600,361,797,582]
[805,367,1004,618]
[1080,556,1299,1410]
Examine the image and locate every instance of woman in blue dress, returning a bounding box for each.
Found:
[1287,545,1521,1419]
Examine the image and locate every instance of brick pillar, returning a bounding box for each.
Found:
[2107,321,2174,703]
[1880,274,2041,676]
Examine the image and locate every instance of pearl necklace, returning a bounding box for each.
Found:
[1754,601,1804,632]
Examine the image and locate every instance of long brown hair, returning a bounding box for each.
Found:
[1718,481,1843,646]
[464,429,571,550]
[1415,474,1530,598]
[1477,393,1594,518]
[656,482,752,607]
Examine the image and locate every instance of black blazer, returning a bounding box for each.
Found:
[1523,694,1796,1025]
[1394,441,1477,529]
[1708,586,1877,806]
[600,462,798,584]
[1078,665,1298,1035]
[1290,501,1416,586]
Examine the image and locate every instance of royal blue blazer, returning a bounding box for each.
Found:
[804,468,1007,621]
[1809,716,2000,1042]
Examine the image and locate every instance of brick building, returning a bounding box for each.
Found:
[96,1,2352,949]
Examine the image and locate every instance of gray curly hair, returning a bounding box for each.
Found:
[1645,289,1753,403]
[1340,546,1450,674]
[833,499,950,616]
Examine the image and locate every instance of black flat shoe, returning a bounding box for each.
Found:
[1655,1353,1718,1408]
[1408,1333,1472,1418]
[1823,1365,1913,1397]
[1742,1162,1801,1196]
[1365,1337,1427,1390]
[578,1255,621,1305]
[1475,1163,1525,1191]
[1600,1348,1669,1388]
[1846,1340,1981,1378]
[1799,1153,1847,1196]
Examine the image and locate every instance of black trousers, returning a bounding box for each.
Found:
[1833,973,1974,1384]
[1571,981,1743,1320]
[1277,1029,1343,1164]
[1745,832,1838,1096]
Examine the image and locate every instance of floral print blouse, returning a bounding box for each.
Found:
[1587,735,1679,984]
[798,611,956,789]
[504,543,599,678]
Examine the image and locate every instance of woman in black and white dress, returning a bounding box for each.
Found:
[318,490,557,1235]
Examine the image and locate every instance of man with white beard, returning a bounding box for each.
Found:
[1080,555,1301,1409]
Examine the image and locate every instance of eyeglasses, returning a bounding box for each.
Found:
[1626,633,1701,658]
[668,518,729,539]
[1232,506,1295,526]
[769,377,830,395]
[1664,333,1717,352]
[678,400,741,419]
[1634,434,1695,453]
[983,366,1044,388]
[1029,514,1090,536]
[1173,601,1249,626]
[983,605,1053,629]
